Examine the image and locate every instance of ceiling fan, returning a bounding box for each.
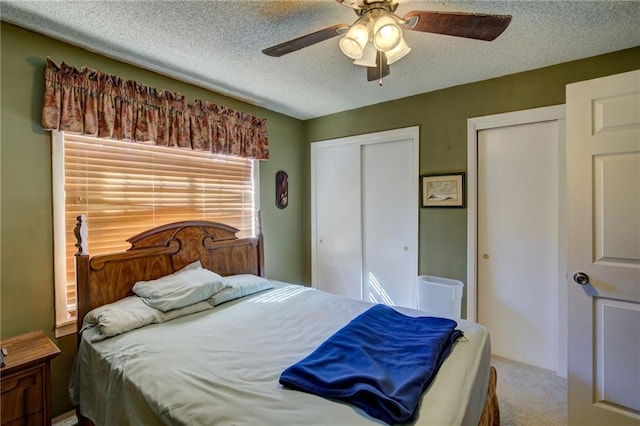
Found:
[262,0,512,82]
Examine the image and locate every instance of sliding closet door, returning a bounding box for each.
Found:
[313,143,363,300]
[362,139,418,308]
[312,127,419,307]
[477,121,560,371]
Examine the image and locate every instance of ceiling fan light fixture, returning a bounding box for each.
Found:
[385,38,411,64]
[339,22,369,59]
[353,42,378,67]
[264,1,513,82]
[372,14,402,52]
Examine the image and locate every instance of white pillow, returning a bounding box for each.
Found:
[82,296,214,342]
[133,267,228,311]
[209,274,274,306]
[82,296,161,338]
[180,260,202,271]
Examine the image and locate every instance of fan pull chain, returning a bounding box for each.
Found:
[378,51,383,87]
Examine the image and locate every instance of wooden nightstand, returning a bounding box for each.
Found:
[0,330,61,426]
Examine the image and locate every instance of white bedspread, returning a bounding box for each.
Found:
[71,283,491,426]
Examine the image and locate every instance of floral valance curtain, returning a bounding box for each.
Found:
[41,57,269,159]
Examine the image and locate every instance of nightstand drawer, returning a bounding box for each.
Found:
[4,411,44,426]
[1,364,45,424]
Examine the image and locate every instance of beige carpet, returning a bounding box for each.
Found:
[492,355,567,426]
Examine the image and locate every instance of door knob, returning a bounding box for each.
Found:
[573,272,590,285]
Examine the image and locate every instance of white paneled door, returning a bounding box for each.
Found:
[567,70,640,424]
[311,127,419,309]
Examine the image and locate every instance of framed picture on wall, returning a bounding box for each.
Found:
[276,170,288,209]
[420,172,465,208]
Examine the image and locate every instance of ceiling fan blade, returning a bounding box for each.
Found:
[367,51,390,82]
[262,24,349,57]
[402,11,512,41]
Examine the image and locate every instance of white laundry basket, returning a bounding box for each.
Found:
[417,275,463,318]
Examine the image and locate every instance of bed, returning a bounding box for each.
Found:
[70,217,499,426]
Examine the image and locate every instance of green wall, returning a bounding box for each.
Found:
[0,22,305,416]
[302,46,640,310]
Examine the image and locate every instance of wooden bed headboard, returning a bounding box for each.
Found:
[74,215,264,329]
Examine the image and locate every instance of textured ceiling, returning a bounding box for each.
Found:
[2,0,639,120]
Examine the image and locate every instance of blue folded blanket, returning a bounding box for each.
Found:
[279,304,463,424]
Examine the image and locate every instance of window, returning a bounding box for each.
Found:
[52,131,259,336]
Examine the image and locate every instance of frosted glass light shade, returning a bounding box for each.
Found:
[373,15,402,52]
[353,43,378,67]
[386,39,411,64]
[339,23,369,59]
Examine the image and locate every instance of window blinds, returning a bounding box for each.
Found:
[61,134,255,316]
